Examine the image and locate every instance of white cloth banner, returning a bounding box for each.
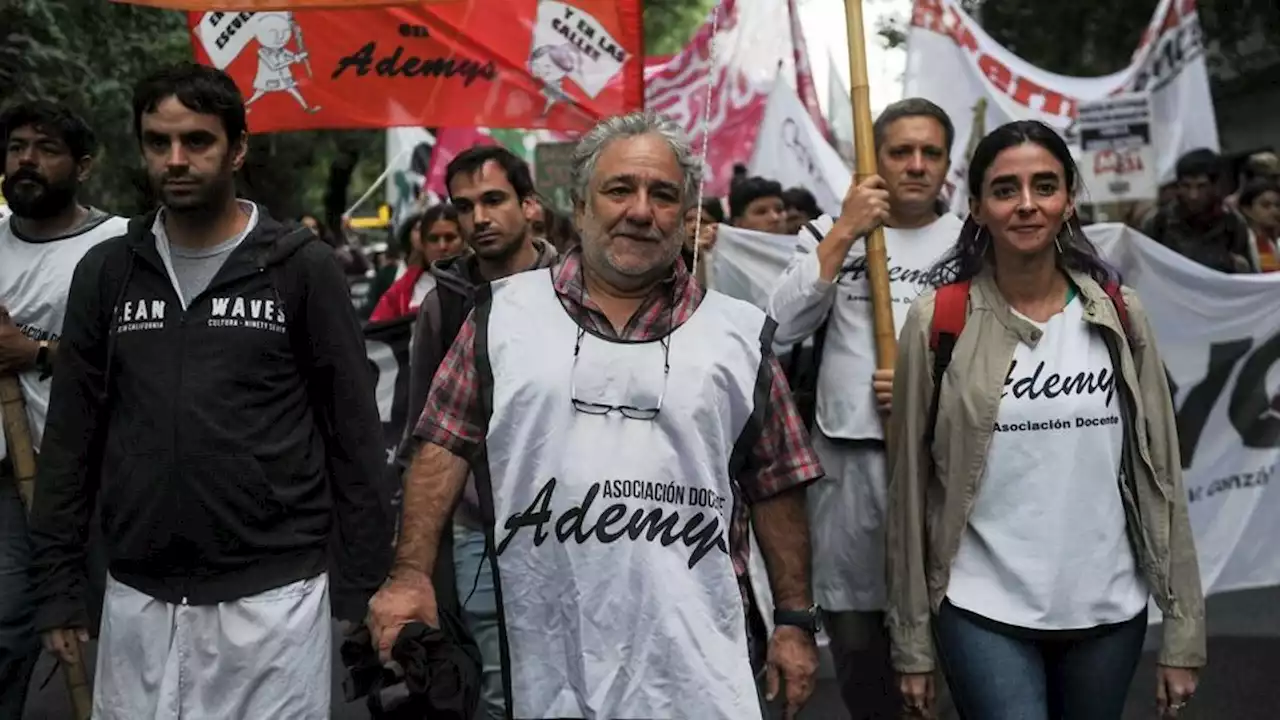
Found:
[748,81,852,217]
[385,127,436,226]
[826,53,856,164]
[1091,224,1280,596]
[713,222,1280,599]
[904,0,1219,211]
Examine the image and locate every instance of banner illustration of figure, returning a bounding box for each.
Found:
[189,1,644,133]
[527,0,628,116]
[245,12,320,114]
[528,44,581,115]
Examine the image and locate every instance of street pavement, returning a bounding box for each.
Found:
[26,586,1280,719]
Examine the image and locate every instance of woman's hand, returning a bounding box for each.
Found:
[898,672,935,718]
[1156,665,1198,717]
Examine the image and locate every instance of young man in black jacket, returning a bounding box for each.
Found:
[28,63,391,718]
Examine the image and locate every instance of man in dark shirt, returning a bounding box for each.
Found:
[1142,148,1252,273]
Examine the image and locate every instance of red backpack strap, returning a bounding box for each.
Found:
[925,281,970,462]
[930,281,971,353]
[1101,280,1132,343]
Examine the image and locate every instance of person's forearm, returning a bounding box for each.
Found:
[815,217,861,283]
[752,486,812,611]
[392,442,469,578]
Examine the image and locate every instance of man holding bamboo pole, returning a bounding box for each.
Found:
[768,98,961,719]
[0,100,126,717]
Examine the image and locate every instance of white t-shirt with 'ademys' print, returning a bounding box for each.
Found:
[946,291,1149,630]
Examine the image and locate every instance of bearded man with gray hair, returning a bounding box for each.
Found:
[369,110,822,719]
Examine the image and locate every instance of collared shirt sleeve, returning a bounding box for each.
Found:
[413,312,485,459]
[739,354,824,502]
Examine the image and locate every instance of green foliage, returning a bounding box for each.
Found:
[0,0,710,220]
[1,1,190,214]
[644,0,715,56]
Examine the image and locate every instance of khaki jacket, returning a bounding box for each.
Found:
[885,267,1206,674]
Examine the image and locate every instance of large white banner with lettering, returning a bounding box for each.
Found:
[714,223,1280,599]
[1091,224,1280,596]
[748,80,852,217]
[904,0,1219,212]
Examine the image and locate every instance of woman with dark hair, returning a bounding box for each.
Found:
[1239,179,1280,272]
[531,198,581,254]
[885,120,1204,719]
[369,203,466,322]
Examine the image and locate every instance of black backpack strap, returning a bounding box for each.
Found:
[437,282,473,353]
[803,220,825,243]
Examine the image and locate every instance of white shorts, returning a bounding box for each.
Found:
[93,573,331,720]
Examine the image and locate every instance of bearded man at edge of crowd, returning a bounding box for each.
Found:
[369,110,823,719]
[396,144,558,720]
[767,97,963,720]
[0,100,127,718]
[27,62,390,718]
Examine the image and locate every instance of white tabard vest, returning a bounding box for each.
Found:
[477,269,767,720]
[814,213,962,440]
[0,213,127,461]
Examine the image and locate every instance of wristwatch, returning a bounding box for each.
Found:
[34,340,52,380]
[773,604,822,634]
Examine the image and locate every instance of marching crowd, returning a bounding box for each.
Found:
[0,59,1206,720]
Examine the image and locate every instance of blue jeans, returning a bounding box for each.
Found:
[933,601,1147,720]
[453,524,503,720]
[0,474,39,717]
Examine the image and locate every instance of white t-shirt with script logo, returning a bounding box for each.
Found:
[0,212,128,461]
[481,269,764,720]
[767,212,960,612]
[796,214,961,442]
[947,294,1149,630]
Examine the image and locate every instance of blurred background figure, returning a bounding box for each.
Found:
[531,197,580,254]
[1142,148,1253,273]
[369,203,466,322]
[782,186,821,236]
[729,176,787,234]
[1240,179,1280,273]
[682,196,725,282]
[1227,151,1280,211]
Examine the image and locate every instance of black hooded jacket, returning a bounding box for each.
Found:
[28,207,392,629]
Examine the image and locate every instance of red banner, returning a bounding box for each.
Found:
[124,1,458,9]
[188,1,643,133]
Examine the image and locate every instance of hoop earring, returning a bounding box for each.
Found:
[1055,234,1064,254]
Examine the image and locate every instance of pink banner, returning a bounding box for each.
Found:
[425,127,499,198]
[645,0,828,197]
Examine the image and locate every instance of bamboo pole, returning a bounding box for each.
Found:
[843,0,896,370]
[0,378,35,509]
[0,375,93,719]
